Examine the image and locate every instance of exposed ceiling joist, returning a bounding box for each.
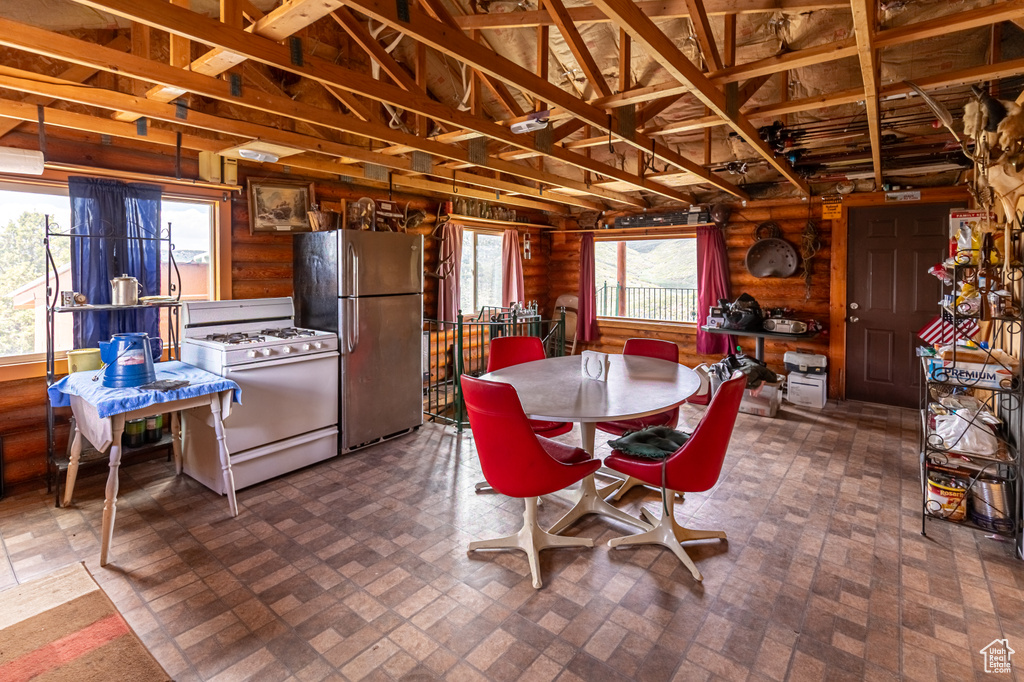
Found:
[544,0,613,98]
[455,0,849,30]
[684,0,723,71]
[335,0,743,197]
[850,0,882,186]
[114,0,346,123]
[0,35,130,140]
[0,66,612,210]
[588,0,809,193]
[41,5,674,203]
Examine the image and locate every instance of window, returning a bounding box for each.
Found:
[595,237,698,322]
[0,184,217,363]
[460,229,503,316]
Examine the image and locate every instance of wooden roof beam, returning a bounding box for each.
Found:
[588,0,808,193]
[114,0,346,122]
[0,22,627,208]
[417,0,526,118]
[0,35,130,140]
[51,3,682,203]
[456,0,849,30]
[850,0,882,187]
[335,0,743,197]
[330,7,419,92]
[685,0,723,71]
[0,66,611,210]
[544,0,613,98]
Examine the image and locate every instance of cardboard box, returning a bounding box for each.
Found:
[787,373,827,409]
[924,357,1017,390]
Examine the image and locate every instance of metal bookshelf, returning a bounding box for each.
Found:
[43,214,182,506]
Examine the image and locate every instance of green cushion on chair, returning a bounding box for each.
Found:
[607,426,690,460]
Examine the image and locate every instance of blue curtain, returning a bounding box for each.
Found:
[69,177,162,348]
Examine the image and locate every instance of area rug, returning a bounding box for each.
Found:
[0,563,170,682]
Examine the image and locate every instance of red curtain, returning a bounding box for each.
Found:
[697,225,733,354]
[437,222,463,322]
[577,233,598,342]
[501,229,525,306]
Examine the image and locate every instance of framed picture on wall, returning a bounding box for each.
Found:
[247,179,316,234]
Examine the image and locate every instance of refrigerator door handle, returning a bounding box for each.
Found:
[351,298,359,352]
[347,241,359,299]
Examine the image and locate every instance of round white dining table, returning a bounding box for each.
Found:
[478,354,701,534]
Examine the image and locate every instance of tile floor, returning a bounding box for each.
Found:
[0,401,1022,681]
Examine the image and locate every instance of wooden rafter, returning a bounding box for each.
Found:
[684,0,723,71]
[544,0,612,98]
[331,8,419,92]
[0,35,130,140]
[455,0,849,30]
[850,0,882,186]
[114,0,346,122]
[0,65,614,210]
[417,0,526,118]
[333,0,743,197]
[43,4,688,203]
[0,25,627,208]
[588,0,808,192]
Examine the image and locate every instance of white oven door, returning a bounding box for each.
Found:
[222,351,338,453]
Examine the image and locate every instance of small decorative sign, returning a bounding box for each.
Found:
[581,351,610,382]
[885,190,921,202]
[821,195,842,220]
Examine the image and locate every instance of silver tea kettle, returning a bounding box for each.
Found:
[110,274,142,306]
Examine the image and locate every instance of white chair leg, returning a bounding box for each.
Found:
[608,495,726,582]
[610,476,686,503]
[469,496,593,588]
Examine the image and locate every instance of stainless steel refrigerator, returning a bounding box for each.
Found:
[293,229,423,452]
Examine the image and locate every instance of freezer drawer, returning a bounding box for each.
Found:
[340,293,423,450]
[338,230,423,297]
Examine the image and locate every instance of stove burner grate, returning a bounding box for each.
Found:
[205,332,266,345]
[261,327,316,339]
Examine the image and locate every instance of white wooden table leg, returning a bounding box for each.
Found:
[170,411,183,475]
[99,415,126,567]
[63,424,83,507]
[210,393,238,517]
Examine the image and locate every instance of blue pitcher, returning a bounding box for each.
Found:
[98,333,158,388]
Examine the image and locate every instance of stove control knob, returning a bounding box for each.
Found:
[261,348,271,357]
[314,341,323,349]
[247,350,257,358]
[302,343,311,351]
[282,346,293,354]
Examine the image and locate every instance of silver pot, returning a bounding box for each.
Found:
[969,477,1014,533]
[110,274,142,306]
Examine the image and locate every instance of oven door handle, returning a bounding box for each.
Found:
[226,354,335,372]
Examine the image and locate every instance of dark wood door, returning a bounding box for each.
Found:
[846,203,963,407]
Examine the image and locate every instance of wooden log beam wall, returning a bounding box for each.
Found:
[549,198,834,392]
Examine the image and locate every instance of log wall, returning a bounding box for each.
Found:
[548,199,835,393]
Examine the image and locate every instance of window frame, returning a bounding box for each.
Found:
[0,174,231,380]
[460,227,504,318]
[593,230,699,327]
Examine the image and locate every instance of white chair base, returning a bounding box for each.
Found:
[610,475,686,503]
[608,495,725,582]
[469,496,592,588]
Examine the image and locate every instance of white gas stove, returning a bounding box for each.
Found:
[180,298,339,495]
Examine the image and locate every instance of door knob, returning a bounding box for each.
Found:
[849,316,860,323]
[850,302,859,310]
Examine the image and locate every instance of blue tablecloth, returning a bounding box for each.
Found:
[48,360,241,418]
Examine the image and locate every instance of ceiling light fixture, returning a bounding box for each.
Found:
[237,149,280,163]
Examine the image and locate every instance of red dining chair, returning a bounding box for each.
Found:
[603,372,746,582]
[486,336,573,439]
[462,376,601,589]
[596,338,682,501]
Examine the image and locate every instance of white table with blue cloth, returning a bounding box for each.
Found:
[48,361,242,566]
